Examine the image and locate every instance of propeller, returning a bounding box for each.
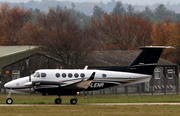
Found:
[29,75,31,82]
[28,74,32,94]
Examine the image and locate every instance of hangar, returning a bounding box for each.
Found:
[0,46,179,94]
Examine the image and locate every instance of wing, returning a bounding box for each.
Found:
[64,72,95,89]
[24,72,95,90]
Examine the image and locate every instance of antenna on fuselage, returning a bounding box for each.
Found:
[84,65,88,70]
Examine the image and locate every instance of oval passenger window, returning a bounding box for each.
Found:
[56,73,60,78]
[68,73,73,78]
[80,73,85,78]
[62,73,66,78]
[74,73,79,78]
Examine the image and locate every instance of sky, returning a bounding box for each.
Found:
[1,0,180,5]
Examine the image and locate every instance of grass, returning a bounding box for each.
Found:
[0,93,180,104]
[0,94,180,116]
[0,105,180,116]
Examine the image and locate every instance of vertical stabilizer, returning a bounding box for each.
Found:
[127,46,174,75]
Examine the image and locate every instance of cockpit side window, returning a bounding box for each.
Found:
[37,73,40,77]
[41,73,47,78]
[33,72,40,78]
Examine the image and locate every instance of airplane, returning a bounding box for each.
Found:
[4,46,174,105]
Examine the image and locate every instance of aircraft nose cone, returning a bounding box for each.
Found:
[4,82,10,88]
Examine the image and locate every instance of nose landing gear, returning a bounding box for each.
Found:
[6,89,13,104]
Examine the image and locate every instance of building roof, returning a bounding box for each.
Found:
[0,46,39,69]
[0,46,176,70]
[87,50,176,67]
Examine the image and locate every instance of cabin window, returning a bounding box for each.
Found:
[41,73,47,78]
[12,70,20,80]
[80,73,85,78]
[168,69,173,79]
[62,73,66,78]
[102,74,107,78]
[74,73,79,78]
[68,73,73,78]
[154,68,161,79]
[56,73,60,78]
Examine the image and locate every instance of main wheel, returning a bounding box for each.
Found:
[70,98,78,105]
[6,98,13,104]
[55,98,62,104]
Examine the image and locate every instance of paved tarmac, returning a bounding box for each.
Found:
[1,103,180,106]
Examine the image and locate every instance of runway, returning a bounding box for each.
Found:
[1,103,180,106]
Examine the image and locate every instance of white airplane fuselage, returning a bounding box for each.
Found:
[4,69,151,95]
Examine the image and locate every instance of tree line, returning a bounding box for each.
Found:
[94,1,180,23]
[0,3,179,68]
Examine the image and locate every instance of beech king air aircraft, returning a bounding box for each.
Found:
[4,46,174,105]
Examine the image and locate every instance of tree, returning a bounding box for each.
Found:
[126,4,135,15]
[91,13,153,50]
[0,3,32,45]
[93,5,104,17]
[141,6,155,21]
[112,1,125,15]
[151,19,180,66]
[154,4,176,22]
[27,7,95,68]
[28,8,41,22]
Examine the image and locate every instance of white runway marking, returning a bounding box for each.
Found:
[1,103,180,106]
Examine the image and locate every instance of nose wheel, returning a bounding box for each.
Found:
[6,98,13,104]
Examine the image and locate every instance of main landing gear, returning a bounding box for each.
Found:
[55,95,78,105]
[6,90,13,104]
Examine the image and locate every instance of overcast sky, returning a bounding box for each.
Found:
[2,0,180,5]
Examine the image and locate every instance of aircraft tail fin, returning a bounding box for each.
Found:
[127,46,174,75]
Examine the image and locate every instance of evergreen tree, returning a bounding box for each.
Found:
[155,4,168,20]
[93,5,104,16]
[141,6,155,21]
[155,4,177,22]
[112,1,125,14]
[126,4,135,15]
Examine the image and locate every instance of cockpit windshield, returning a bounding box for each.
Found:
[33,72,40,77]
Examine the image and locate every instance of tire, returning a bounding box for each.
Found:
[70,98,78,105]
[55,98,62,104]
[6,98,13,104]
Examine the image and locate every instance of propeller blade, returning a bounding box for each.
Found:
[29,75,31,82]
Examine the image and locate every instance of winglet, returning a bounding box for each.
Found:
[87,72,95,81]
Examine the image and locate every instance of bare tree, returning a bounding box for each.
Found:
[27,7,95,68]
[0,3,32,45]
[91,13,153,50]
